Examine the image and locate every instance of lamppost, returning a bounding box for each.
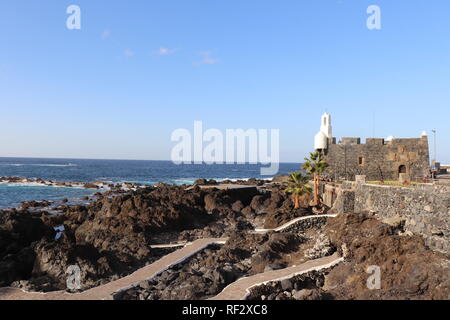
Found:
[344,144,347,181]
[432,130,437,163]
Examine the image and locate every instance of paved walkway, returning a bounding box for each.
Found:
[149,242,188,249]
[210,253,344,300]
[0,214,340,301]
[0,238,227,301]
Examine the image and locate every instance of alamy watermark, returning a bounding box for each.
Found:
[367,5,381,30]
[65,5,381,32]
[66,5,81,30]
[66,265,81,290]
[366,265,381,290]
[171,121,280,176]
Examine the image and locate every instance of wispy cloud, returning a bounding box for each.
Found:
[194,51,219,66]
[124,49,135,57]
[101,30,111,40]
[155,47,178,56]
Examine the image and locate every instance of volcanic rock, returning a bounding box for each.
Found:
[0,210,55,286]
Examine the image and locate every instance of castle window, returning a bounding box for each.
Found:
[358,157,365,166]
[399,165,407,174]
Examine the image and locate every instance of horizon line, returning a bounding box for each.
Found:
[0,156,301,165]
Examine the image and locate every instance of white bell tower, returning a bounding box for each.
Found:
[314,113,333,150]
[320,113,333,138]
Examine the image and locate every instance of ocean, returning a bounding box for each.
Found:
[0,158,300,209]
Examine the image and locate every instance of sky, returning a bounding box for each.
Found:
[0,0,449,163]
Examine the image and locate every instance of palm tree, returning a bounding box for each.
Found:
[302,151,328,207]
[285,172,312,209]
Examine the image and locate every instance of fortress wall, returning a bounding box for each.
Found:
[349,183,450,254]
[323,136,430,181]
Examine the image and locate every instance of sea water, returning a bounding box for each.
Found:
[0,158,300,209]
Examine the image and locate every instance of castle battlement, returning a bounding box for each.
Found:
[330,136,429,146]
[314,113,431,181]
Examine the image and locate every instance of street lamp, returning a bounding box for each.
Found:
[432,130,437,163]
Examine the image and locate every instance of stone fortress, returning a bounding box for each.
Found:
[314,113,449,254]
[314,113,431,181]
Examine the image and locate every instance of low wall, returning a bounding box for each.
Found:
[323,184,339,208]
[329,182,355,214]
[338,182,450,254]
[254,215,336,234]
[278,216,330,233]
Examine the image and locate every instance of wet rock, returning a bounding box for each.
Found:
[21,200,53,210]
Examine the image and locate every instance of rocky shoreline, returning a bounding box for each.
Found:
[0,176,112,190]
[0,177,301,293]
[0,176,449,300]
[0,176,152,212]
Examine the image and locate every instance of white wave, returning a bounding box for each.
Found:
[172,179,197,185]
[95,178,114,183]
[0,181,47,187]
[0,163,77,167]
[0,181,108,190]
[29,163,78,167]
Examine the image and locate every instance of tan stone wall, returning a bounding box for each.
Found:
[322,136,430,181]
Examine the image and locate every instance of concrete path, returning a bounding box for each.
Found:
[0,214,340,301]
[210,253,344,300]
[0,238,227,301]
[149,242,188,249]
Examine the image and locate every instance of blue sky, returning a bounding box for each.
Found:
[0,0,449,162]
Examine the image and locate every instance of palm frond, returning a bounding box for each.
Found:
[302,151,328,175]
[285,171,312,196]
